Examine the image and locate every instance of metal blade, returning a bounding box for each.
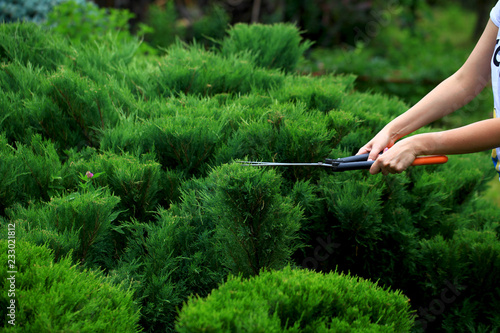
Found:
[236,161,331,167]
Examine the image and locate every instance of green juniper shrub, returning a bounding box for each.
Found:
[145,114,224,175]
[288,179,325,233]
[437,154,491,208]
[69,32,143,89]
[416,228,500,332]
[439,196,500,239]
[62,149,162,221]
[272,74,356,112]
[99,118,202,177]
[0,63,47,145]
[334,90,410,155]
[157,168,184,208]
[0,22,70,71]
[214,103,336,181]
[400,153,491,239]
[204,163,303,277]
[0,134,22,215]
[110,201,225,332]
[308,153,494,279]
[340,90,409,125]
[0,134,63,211]
[298,170,423,289]
[220,23,313,73]
[0,240,140,332]
[112,163,303,331]
[102,103,230,177]
[138,41,284,99]
[3,21,500,333]
[0,61,45,99]
[176,265,414,332]
[325,110,362,148]
[46,0,155,55]
[5,188,121,269]
[46,66,121,149]
[316,173,386,275]
[99,117,146,157]
[46,0,133,45]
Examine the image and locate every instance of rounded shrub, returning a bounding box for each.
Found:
[205,163,303,277]
[6,188,121,268]
[0,240,140,332]
[221,23,313,73]
[176,265,414,332]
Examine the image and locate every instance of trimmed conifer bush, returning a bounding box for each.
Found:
[271,74,356,112]
[214,102,337,181]
[205,163,303,277]
[0,134,63,213]
[101,113,225,177]
[0,22,70,70]
[6,189,121,268]
[416,227,500,332]
[111,163,302,330]
[62,149,162,221]
[110,206,225,332]
[176,266,414,332]
[125,41,284,100]
[0,240,140,332]
[221,23,313,73]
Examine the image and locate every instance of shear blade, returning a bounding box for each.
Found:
[236,161,328,167]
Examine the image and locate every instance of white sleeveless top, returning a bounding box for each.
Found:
[490,1,500,176]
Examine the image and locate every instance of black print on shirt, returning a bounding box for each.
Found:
[494,39,500,67]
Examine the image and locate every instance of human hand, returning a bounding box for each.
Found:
[368,138,418,175]
[356,129,394,162]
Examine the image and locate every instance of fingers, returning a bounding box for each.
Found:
[357,144,386,160]
[356,146,371,156]
[369,151,415,175]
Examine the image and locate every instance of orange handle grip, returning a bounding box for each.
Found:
[411,155,448,166]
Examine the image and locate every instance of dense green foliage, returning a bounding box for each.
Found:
[0,16,499,332]
[221,23,313,73]
[0,240,140,331]
[176,266,414,332]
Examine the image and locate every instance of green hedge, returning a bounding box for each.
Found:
[0,240,140,332]
[176,266,414,332]
[6,188,121,268]
[1,21,499,332]
[221,23,313,73]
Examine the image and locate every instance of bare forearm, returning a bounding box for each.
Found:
[409,118,500,155]
[385,72,488,143]
[370,118,500,175]
[382,20,498,144]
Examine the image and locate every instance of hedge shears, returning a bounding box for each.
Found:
[237,153,448,172]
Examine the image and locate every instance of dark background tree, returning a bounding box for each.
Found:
[89,0,497,46]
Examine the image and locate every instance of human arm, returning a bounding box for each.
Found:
[357,19,499,174]
[369,117,500,175]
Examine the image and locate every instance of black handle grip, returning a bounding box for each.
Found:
[325,153,370,165]
[334,160,374,171]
